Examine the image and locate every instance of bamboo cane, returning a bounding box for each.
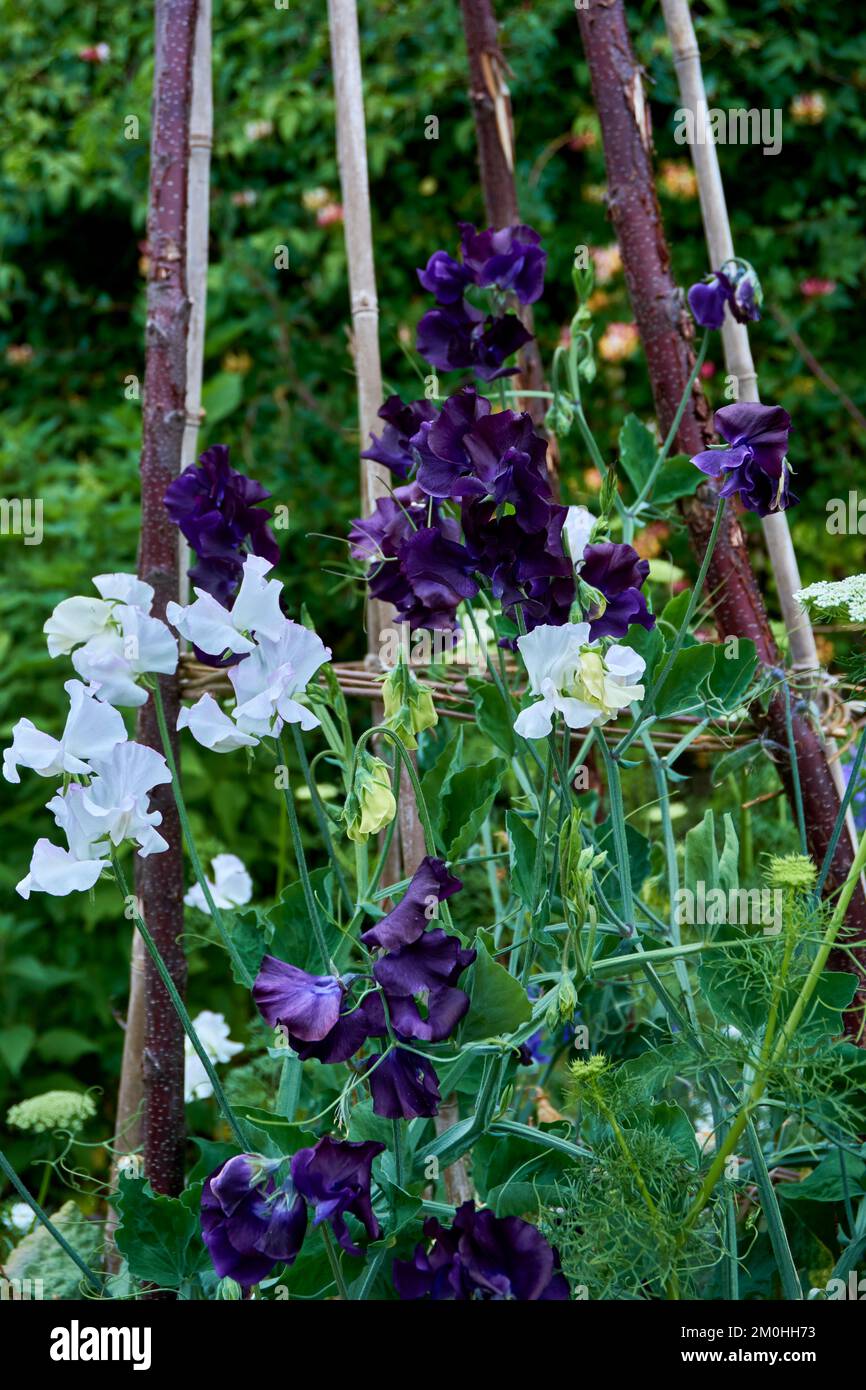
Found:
[660,0,857,846]
[458,0,546,429]
[135,0,199,1196]
[574,0,866,988]
[327,0,426,873]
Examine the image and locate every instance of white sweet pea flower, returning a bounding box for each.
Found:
[71,606,178,707]
[48,742,172,860]
[4,1202,36,1233]
[44,596,114,658]
[184,853,253,915]
[229,618,331,737]
[3,680,127,784]
[16,838,107,900]
[562,505,595,566]
[184,1010,244,1102]
[514,623,646,740]
[44,573,177,706]
[92,573,155,610]
[177,694,258,753]
[44,572,154,657]
[166,554,285,658]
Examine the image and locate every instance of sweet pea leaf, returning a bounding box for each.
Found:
[618,413,657,494]
[266,869,334,972]
[462,938,531,1042]
[507,809,536,909]
[651,453,702,506]
[708,638,758,709]
[441,756,505,860]
[468,676,516,757]
[653,643,716,717]
[115,1176,209,1288]
[201,370,243,427]
[420,726,464,840]
[0,1024,35,1074]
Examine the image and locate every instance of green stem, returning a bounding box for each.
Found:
[276,732,331,971]
[0,1149,104,1294]
[782,683,808,855]
[614,496,727,762]
[112,854,247,1150]
[321,1222,350,1300]
[631,331,709,512]
[150,681,251,987]
[291,723,354,913]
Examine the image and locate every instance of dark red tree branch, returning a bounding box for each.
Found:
[575,0,866,996]
[136,0,198,1193]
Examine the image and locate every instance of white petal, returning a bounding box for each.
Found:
[556,696,602,730]
[230,555,285,641]
[517,623,589,694]
[3,722,69,783]
[210,853,253,907]
[88,741,172,802]
[72,633,145,708]
[120,608,179,677]
[514,696,555,740]
[167,592,255,657]
[61,679,127,765]
[44,596,112,657]
[563,505,595,565]
[177,694,258,753]
[93,573,154,612]
[605,644,647,686]
[16,839,106,899]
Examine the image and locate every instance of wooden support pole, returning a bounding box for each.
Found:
[458,0,546,430]
[135,0,199,1194]
[574,0,866,988]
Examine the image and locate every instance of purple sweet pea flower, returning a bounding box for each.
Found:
[164,444,280,607]
[416,301,531,381]
[365,1045,442,1119]
[462,503,575,636]
[201,1154,307,1287]
[417,250,473,304]
[687,274,731,331]
[360,395,438,480]
[252,956,343,1041]
[361,856,463,951]
[691,402,796,516]
[393,1201,570,1300]
[688,263,762,330]
[411,387,493,500]
[458,222,547,305]
[373,928,476,1043]
[252,955,376,1064]
[580,541,655,640]
[291,1136,384,1257]
[349,495,477,633]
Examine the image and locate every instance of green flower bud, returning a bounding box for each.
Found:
[6,1090,96,1134]
[217,1277,244,1300]
[342,751,397,843]
[381,660,438,750]
[766,853,817,893]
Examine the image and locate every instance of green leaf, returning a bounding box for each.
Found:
[468,676,516,757]
[201,371,243,427]
[419,726,463,841]
[654,644,716,716]
[441,756,505,860]
[228,908,269,986]
[719,812,740,896]
[684,810,719,901]
[115,1176,208,1288]
[621,620,664,682]
[35,1028,98,1065]
[265,869,334,972]
[708,638,758,709]
[781,1151,866,1203]
[651,453,702,506]
[646,1102,700,1166]
[618,413,657,494]
[0,1024,35,1074]
[506,809,536,909]
[461,938,531,1042]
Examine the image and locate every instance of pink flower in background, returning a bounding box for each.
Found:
[800,277,837,299]
[78,43,110,63]
[598,321,639,363]
[316,202,344,227]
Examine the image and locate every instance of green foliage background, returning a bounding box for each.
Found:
[1,0,862,1191]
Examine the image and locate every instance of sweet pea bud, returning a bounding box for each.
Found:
[342,750,397,844]
[381,659,438,750]
[217,1277,244,1300]
[545,395,575,437]
[720,257,763,321]
[599,466,619,520]
[577,577,607,621]
[572,258,595,304]
[545,975,578,1030]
